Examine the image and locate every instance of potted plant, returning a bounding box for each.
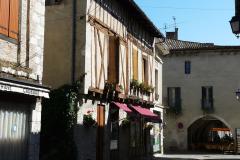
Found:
[130,79,139,90]
[83,110,96,127]
[115,84,123,93]
[144,122,154,130]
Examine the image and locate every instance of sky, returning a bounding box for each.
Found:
[134,0,239,46]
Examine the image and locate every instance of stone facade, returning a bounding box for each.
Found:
[43,0,164,159]
[162,47,240,152]
[0,0,48,160]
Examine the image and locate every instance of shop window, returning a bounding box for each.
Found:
[0,0,19,40]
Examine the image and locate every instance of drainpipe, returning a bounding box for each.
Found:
[26,0,30,68]
[72,0,77,84]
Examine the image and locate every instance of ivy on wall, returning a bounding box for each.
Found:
[40,80,82,160]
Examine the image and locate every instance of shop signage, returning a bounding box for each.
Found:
[236,128,240,154]
[0,84,11,91]
[23,88,39,96]
[0,81,48,98]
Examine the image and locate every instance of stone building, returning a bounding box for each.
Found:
[0,0,49,160]
[161,35,240,154]
[43,0,164,159]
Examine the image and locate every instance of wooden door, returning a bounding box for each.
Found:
[97,104,105,160]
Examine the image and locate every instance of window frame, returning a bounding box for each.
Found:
[167,87,182,113]
[0,0,20,42]
[202,86,214,110]
[185,61,191,74]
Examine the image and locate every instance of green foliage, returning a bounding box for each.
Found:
[40,83,81,160]
[83,111,96,127]
[121,118,130,128]
[130,79,139,89]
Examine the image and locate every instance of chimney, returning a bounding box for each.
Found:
[166,28,178,40]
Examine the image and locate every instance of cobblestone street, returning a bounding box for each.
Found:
[152,153,240,160]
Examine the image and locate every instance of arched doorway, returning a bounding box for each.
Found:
[188,116,234,153]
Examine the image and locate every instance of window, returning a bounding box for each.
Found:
[45,0,62,6]
[202,86,213,110]
[0,0,19,40]
[132,48,138,80]
[185,61,191,74]
[167,87,181,113]
[108,36,119,83]
[142,57,148,84]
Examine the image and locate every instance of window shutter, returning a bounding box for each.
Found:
[0,0,10,36]
[9,0,19,39]
[202,87,206,99]
[167,88,170,106]
[175,87,181,112]
[108,37,119,83]
[209,87,213,100]
[132,48,138,80]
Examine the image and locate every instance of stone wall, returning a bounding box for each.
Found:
[163,51,240,152]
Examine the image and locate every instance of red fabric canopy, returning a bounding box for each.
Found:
[132,106,158,118]
[113,102,132,113]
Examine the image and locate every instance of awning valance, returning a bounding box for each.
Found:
[112,102,132,113]
[132,105,161,123]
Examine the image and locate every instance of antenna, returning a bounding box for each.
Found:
[164,23,167,34]
[173,16,177,29]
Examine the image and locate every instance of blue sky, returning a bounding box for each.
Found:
[134,0,239,45]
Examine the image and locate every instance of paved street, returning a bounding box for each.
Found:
[153,153,240,160]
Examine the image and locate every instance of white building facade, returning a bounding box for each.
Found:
[162,46,240,153]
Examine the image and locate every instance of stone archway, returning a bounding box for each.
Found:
[188,116,234,153]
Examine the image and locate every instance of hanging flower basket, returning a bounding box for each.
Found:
[83,110,96,127]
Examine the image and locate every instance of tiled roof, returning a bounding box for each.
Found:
[164,39,214,50]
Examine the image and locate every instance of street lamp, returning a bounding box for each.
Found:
[230,0,240,38]
[236,89,240,100]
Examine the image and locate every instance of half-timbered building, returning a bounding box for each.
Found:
[43,0,164,159]
[0,0,49,159]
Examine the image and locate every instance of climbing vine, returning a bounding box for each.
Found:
[40,76,84,160]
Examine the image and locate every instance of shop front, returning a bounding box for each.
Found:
[0,78,49,160]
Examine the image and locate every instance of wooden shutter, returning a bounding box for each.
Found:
[9,0,19,39]
[0,0,10,36]
[202,87,206,100]
[175,87,181,112]
[97,104,105,160]
[108,37,119,84]
[142,58,148,84]
[132,48,138,80]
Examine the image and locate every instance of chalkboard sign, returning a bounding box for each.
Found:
[236,128,240,154]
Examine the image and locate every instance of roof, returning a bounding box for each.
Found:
[172,46,240,52]
[164,39,215,50]
[123,0,164,38]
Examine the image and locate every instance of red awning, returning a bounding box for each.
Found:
[132,105,161,122]
[132,106,157,117]
[113,102,132,113]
